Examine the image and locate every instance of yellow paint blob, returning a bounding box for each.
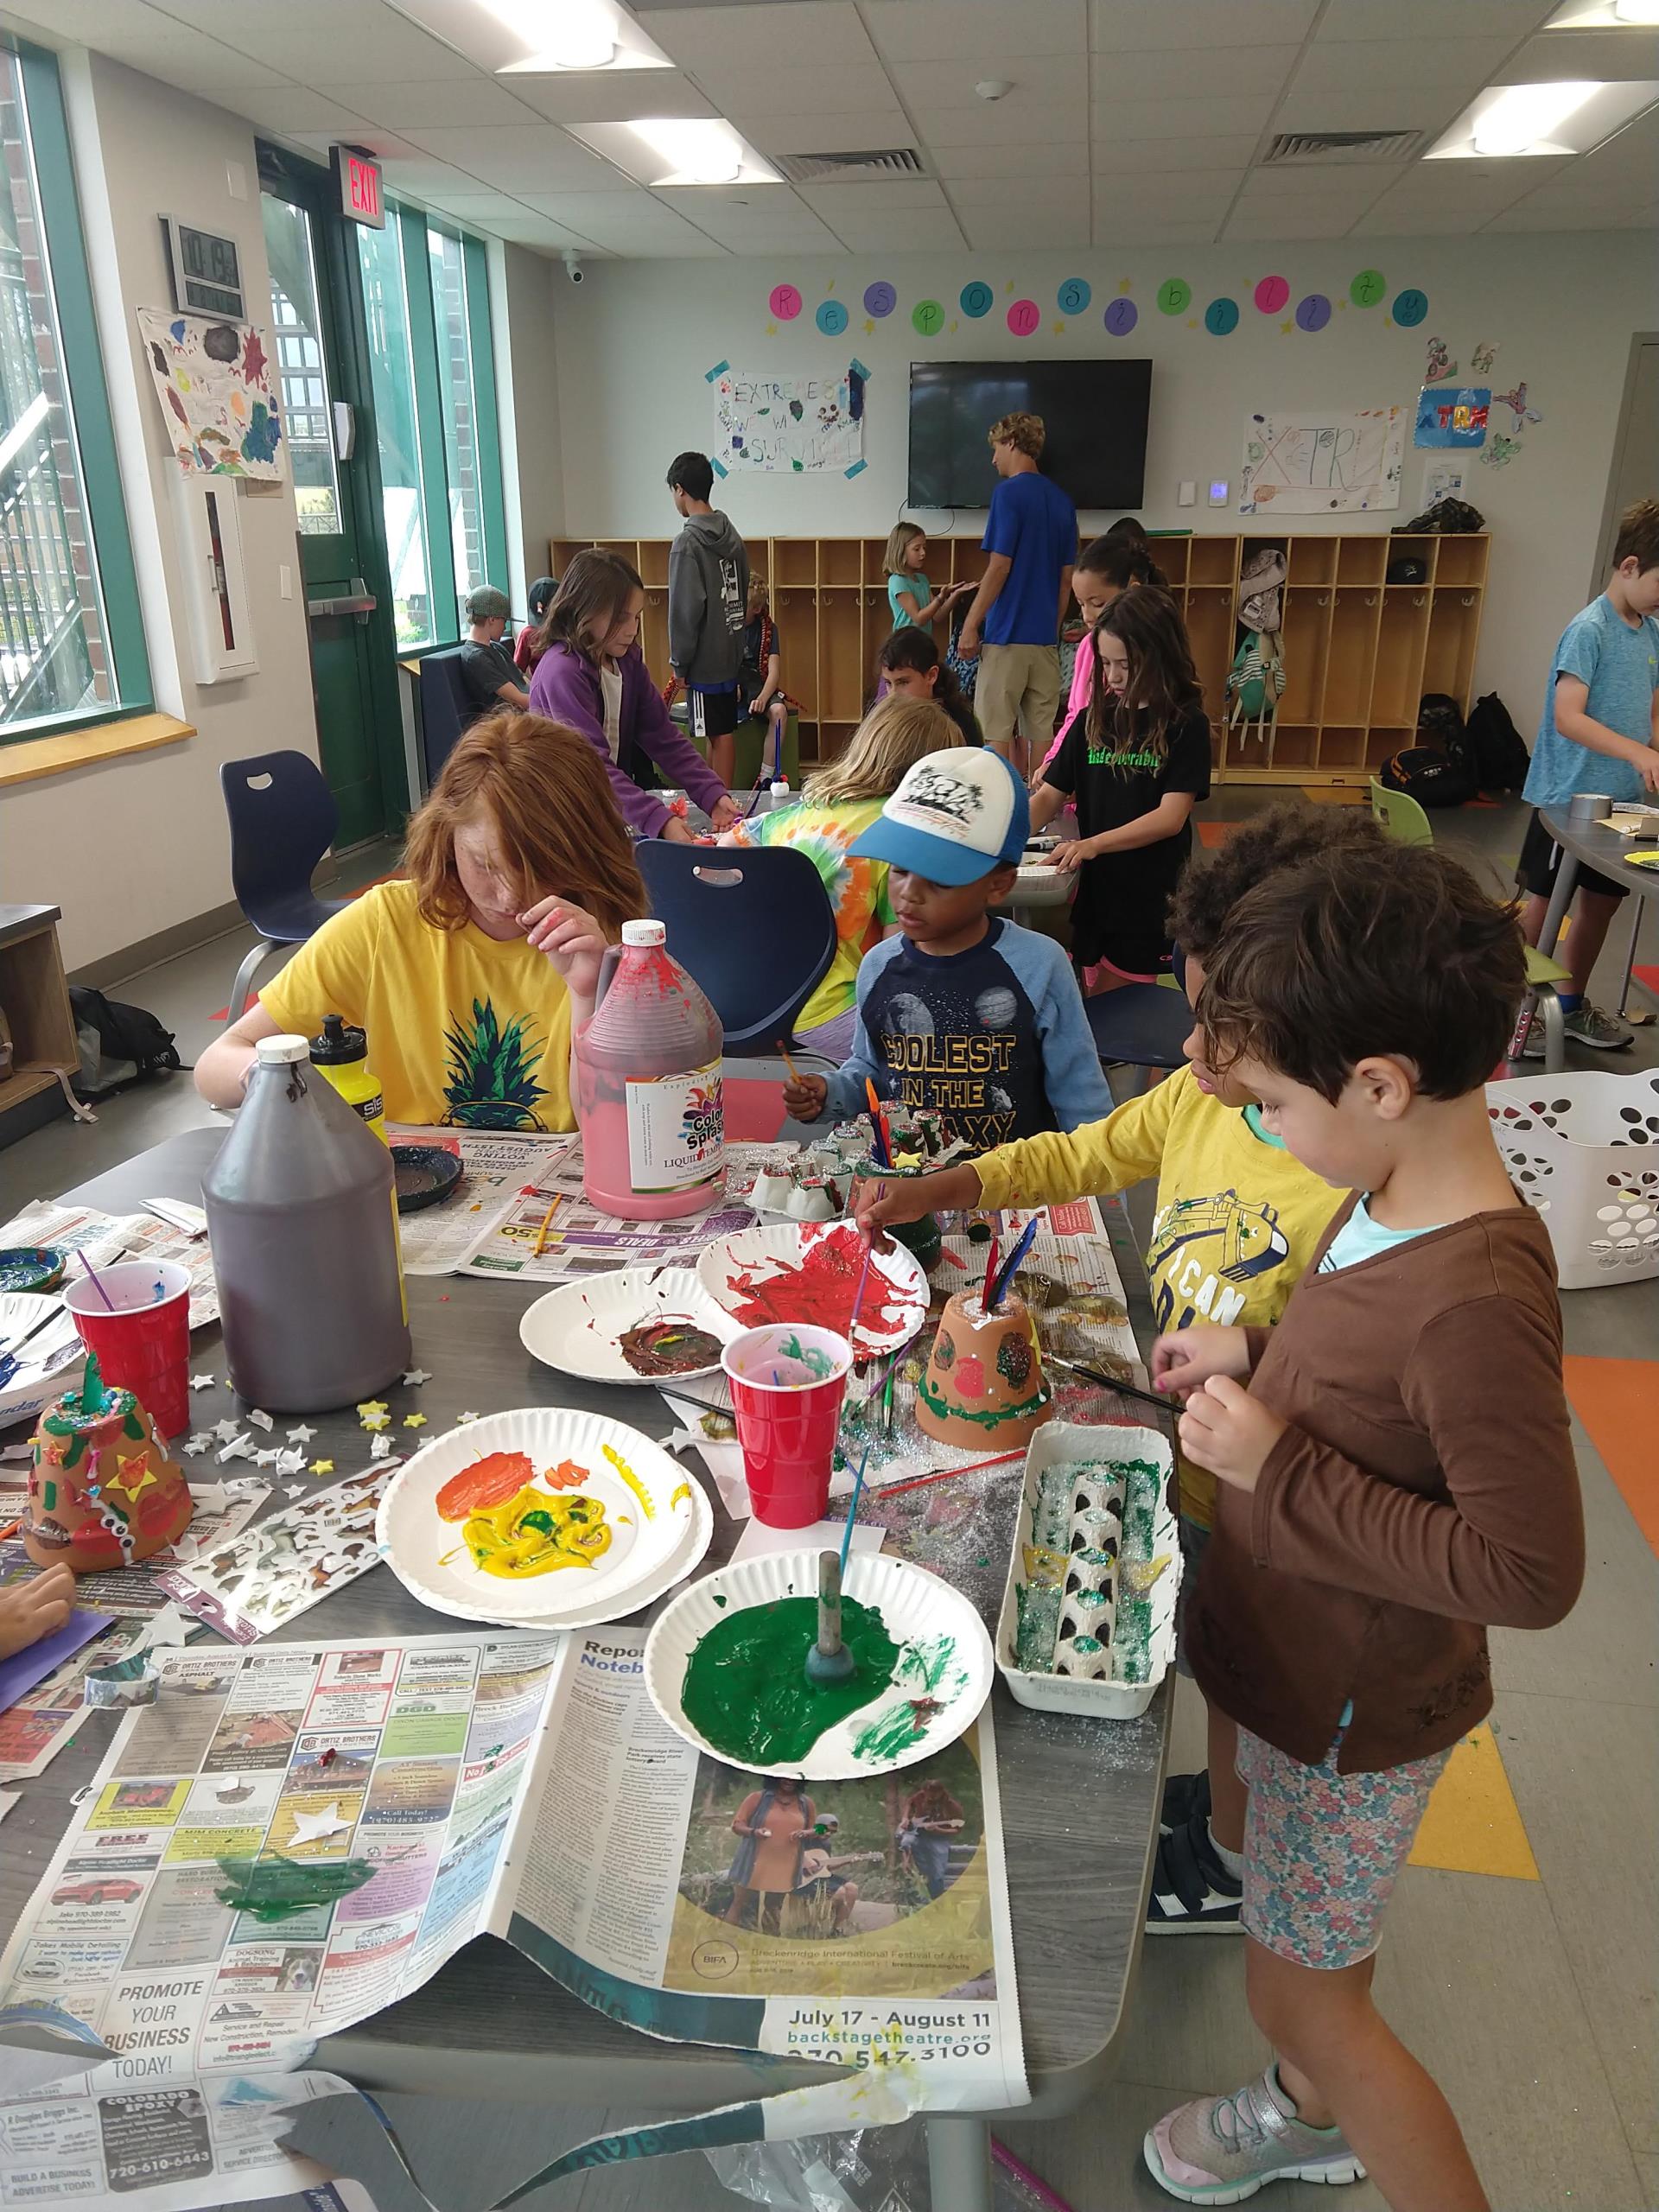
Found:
[463,1484,612,1579]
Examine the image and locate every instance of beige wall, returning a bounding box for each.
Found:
[0,51,320,975]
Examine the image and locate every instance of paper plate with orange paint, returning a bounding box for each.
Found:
[376,1407,702,1626]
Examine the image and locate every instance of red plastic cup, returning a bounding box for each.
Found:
[64,1259,192,1439]
[721,1324,852,1528]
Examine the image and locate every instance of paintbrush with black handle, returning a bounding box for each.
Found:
[1044,1350,1177,1423]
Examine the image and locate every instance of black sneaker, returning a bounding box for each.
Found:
[1159,1768,1211,1836]
[1147,1808,1243,1934]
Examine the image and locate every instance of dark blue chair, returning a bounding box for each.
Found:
[417,649,473,788]
[635,841,837,1055]
[219,752,346,1023]
[1084,952,1192,1096]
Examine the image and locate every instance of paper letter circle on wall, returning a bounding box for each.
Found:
[1157,277,1192,315]
[1295,293,1332,333]
[1393,288,1428,327]
[1058,276,1091,316]
[862,280,896,319]
[1350,268,1386,308]
[1103,297,1138,336]
[912,298,945,336]
[816,298,849,335]
[959,281,993,320]
[768,283,802,321]
[1007,298,1040,337]
[1254,275,1288,315]
[1205,296,1239,336]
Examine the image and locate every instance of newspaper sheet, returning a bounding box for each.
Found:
[0,1204,219,1332]
[0,1630,1025,2119]
[383,1128,570,1276]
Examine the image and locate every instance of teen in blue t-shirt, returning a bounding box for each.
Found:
[1516,498,1659,1054]
[957,413,1077,773]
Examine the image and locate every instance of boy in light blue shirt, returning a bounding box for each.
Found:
[1516,497,1659,1052]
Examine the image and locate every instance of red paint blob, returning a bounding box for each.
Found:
[435,1451,534,1522]
[723,1225,912,1344]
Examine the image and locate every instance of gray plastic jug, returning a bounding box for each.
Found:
[203,1033,411,1411]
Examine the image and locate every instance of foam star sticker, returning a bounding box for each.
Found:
[213,1418,243,1443]
[401,1370,430,1388]
[105,1459,157,1503]
[311,1459,334,1476]
[287,1799,350,1847]
[1053,320,1066,334]
[359,1410,390,1432]
[189,1373,218,1392]
[863,318,874,334]
[183,1433,213,1457]
[369,1433,393,1460]
[252,1449,281,1468]
[356,1401,388,1421]
[1281,318,1294,334]
[287,1424,316,1446]
[248,1409,274,1432]
[218,1433,254,1463]
[403,1413,428,1429]
[276,1448,306,1477]
[456,1411,480,1425]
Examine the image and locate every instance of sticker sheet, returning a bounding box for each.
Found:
[155,1465,395,1644]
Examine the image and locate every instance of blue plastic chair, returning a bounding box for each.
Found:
[635,841,837,1054]
[1084,951,1193,1095]
[219,752,347,1023]
[417,649,473,787]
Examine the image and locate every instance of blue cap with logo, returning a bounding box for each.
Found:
[849,748,1030,886]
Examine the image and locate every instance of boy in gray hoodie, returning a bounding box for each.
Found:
[667,450,750,787]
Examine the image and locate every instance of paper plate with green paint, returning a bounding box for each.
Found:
[376,1407,702,1627]
[643,1548,994,1781]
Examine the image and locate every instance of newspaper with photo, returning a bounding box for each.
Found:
[0,1629,1026,2120]
[0,1203,219,1331]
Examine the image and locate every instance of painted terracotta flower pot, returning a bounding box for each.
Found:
[23,1353,192,1573]
[914,1288,1052,1451]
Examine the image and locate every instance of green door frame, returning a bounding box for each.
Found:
[257,137,408,844]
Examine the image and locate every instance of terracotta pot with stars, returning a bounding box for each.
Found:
[914,1287,1052,1451]
[23,1352,193,1573]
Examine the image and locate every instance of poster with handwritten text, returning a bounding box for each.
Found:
[715,366,865,474]
[1239,406,1402,515]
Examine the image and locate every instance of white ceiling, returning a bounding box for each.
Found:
[13,0,1659,256]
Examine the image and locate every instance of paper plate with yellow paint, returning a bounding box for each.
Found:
[376,1408,699,1626]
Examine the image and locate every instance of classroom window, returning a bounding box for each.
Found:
[0,43,148,742]
[427,227,486,618]
[261,194,340,537]
[357,215,434,648]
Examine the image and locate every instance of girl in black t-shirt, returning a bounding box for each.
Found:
[1031,587,1210,984]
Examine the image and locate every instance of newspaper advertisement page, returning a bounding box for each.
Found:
[506,1629,1027,2115]
[381,1128,571,1275]
[0,1636,563,2081]
[0,1203,219,1329]
[0,2069,350,2210]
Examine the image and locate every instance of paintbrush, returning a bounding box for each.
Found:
[979,1231,1000,1316]
[863,1079,889,1166]
[776,1038,804,1085]
[76,1251,116,1312]
[837,1438,871,1575]
[1043,1351,1175,1421]
[988,1217,1039,1313]
[877,1446,1028,1498]
[531,1192,563,1259]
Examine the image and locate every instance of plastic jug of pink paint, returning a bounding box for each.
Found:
[575,920,725,1220]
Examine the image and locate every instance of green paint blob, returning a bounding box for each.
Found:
[851,1701,925,1762]
[682,1595,899,1765]
[213,1852,378,1922]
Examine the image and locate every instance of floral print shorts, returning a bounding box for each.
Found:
[1236,1726,1449,1971]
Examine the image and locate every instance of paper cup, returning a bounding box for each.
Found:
[64,1259,192,1438]
[721,1323,851,1528]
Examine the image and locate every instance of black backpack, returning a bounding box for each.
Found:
[1379,696,1478,807]
[68,987,181,1100]
[1465,692,1532,792]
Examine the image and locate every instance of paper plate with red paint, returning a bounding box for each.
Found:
[376,1407,702,1626]
[696,1221,930,1356]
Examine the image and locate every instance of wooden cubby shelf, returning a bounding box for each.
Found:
[550,532,1489,787]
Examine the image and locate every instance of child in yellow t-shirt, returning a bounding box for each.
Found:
[855,802,1389,1932]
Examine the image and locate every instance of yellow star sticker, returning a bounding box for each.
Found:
[311,1459,334,1475]
[863,317,874,334]
[1118,277,1132,294]
[403,1413,428,1429]
[1338,297,1347,308]
[356,1402,387,1420]
[1005,278,1014,292]
[766,321,777,335]
[1281,318,1294,334]
[105,1459,157,1503]
[1186,317,1198,328]
[1052,319,1066,334]
[949,318,959,332]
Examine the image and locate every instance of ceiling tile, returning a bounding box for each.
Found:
[1347,201,1496,235]
[1238,162,1404,196]
[484,213,593,249]
[660,189,842,243]
[398,124,626,190]
[1572,105,1659,178]
[64,14,292,92]
[931,139,1091,179]
[1089,92,1280,138]
[819,207,968,252]
[1223,204,1366,238]
[944,175,1083,211]
[1271,84,1469,132]
[1499,25,1659,78]
[1092,215,1221,243]
[347,78,543,128]
[155,0,477,81]
[1091,133,1262,172]
[681,60,896,111]
[888,52,1081,107]
[1315,0,1554,34]
[211,88,375,132]
[916,97,1088,143]
[1504,173,1650,208]
[1094,184,1237,226]
[518,190,724,252]
[645,2,880,74]
[868,0,1085,62]
[1484,199,1658,227]
[353,152,486,192]
[963,206,1093,249]
[1290,35,1516,96]
[415,190,532,219]
[502,71,719,124]
[797,178,949,213]
[1096,168,1244,206]
[1089,0,1319,49]
[731,112,915,156]
[1100,43,1301,99]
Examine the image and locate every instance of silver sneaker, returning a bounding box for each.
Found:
[1519,1000,1634,1057]
[1144,2067,1366,2204]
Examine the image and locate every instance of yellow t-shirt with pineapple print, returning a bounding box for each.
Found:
[259,880,575,1134]
[973,1065,1343,1529]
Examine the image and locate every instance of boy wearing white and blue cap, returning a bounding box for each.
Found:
[782,749,1110,1147]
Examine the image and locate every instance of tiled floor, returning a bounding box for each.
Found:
[3,798,1656,2212]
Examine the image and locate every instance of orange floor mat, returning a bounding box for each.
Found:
[1562,1354,1659,1557]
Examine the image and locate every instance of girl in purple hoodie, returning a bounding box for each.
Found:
[528,550,739,842]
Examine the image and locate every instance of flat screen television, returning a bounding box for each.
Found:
[907,359,1152,510]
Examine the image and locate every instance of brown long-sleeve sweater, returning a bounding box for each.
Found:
[1185,1198,1584,1773]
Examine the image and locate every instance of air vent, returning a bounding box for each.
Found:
[775,147,926,183]
[1262,129,1422,163]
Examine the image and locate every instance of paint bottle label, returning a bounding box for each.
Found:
[624,1057,724,1193]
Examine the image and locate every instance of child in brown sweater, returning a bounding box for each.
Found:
[1143,842,1583,2212]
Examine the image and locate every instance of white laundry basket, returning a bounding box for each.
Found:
[1487,1071,1659,1291]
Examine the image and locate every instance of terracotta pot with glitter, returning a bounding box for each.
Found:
[914,1287,1052,1450]
[23,1353,192,1573]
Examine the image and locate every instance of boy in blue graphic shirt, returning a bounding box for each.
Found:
[1516,497,1659,1052]
[782,750,1110,1147]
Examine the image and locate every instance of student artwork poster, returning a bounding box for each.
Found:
[714,368,866,474]
[1239,406,1404,514]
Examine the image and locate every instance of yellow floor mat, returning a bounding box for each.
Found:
[1408,1725,1540,1880]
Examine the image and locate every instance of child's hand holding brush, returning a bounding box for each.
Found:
[853,1160,981,1240]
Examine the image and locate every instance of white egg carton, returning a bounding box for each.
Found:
[995,1420,1181,1721]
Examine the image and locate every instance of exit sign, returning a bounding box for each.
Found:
[332,144,385,229]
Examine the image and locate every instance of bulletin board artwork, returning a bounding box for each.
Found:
[713,365,867,474]
[1239,408,1404,516]
[1414,386,1490,449]
[135,308,285,480]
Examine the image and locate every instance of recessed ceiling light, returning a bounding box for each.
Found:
[484,0,671,73]
[1615,0,1659,20]
[1472,80,1598,154]
[632,118,743,184]
[1427,74,1659,156]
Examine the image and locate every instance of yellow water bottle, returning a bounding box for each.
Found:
[309,1014,387,1143]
